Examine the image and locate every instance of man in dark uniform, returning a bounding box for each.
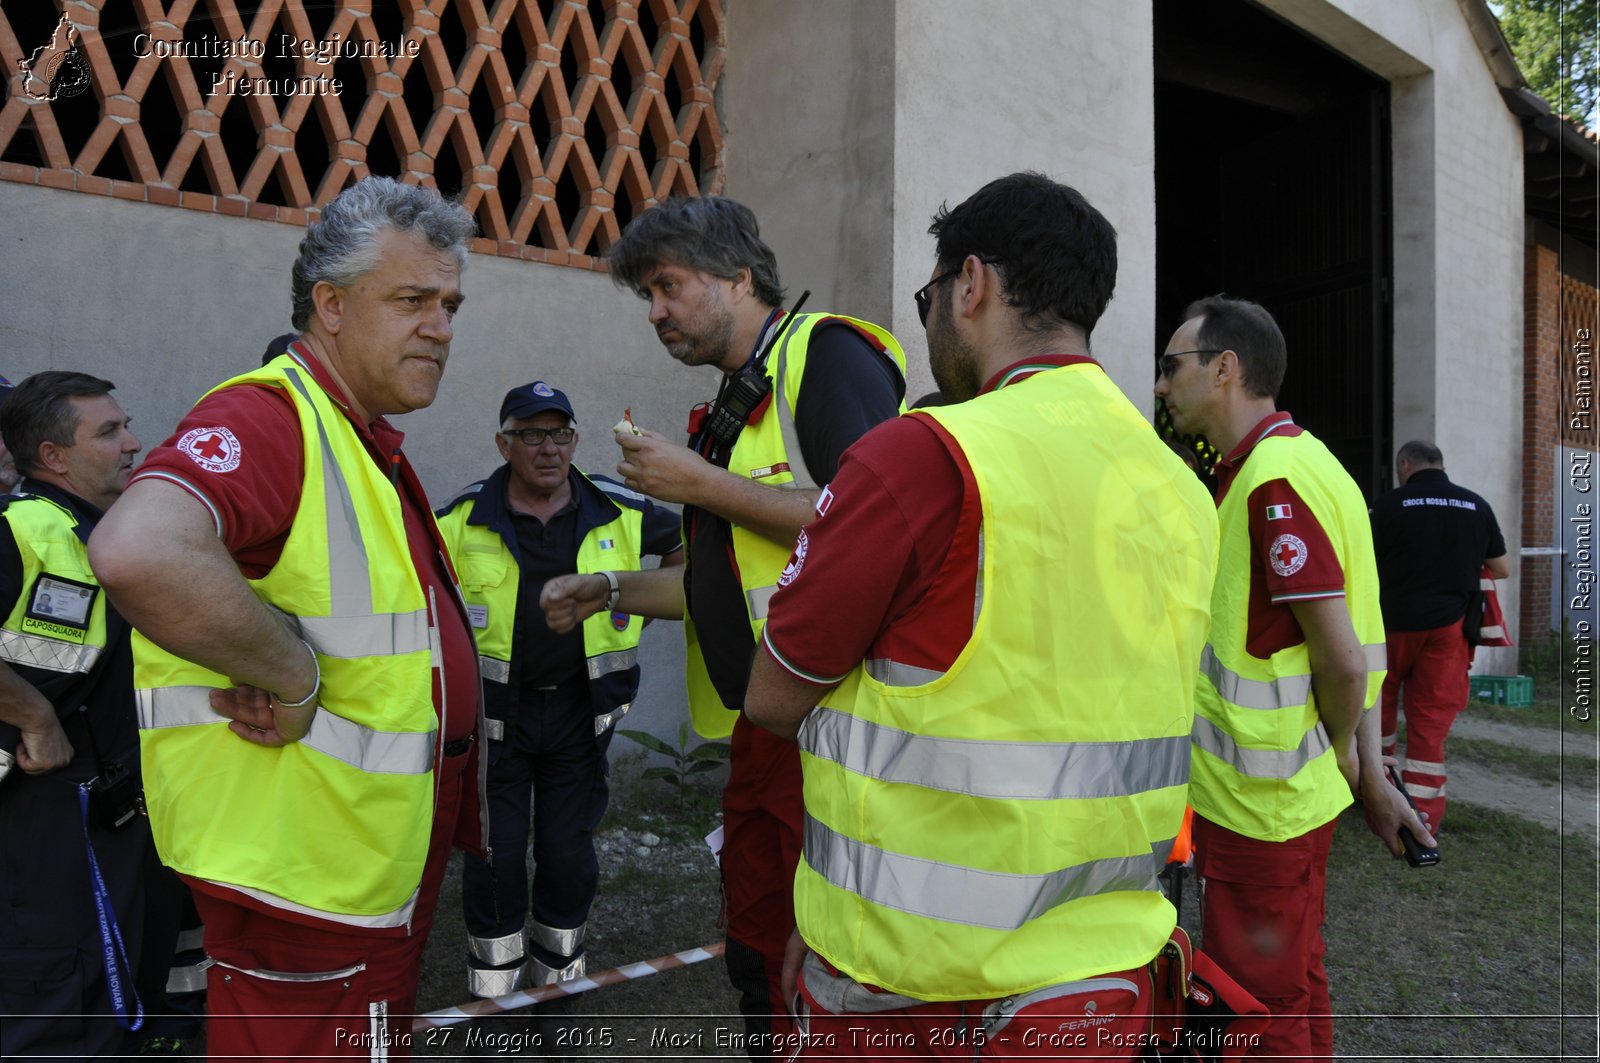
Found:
[541,196,906,1048]
[435,381,681,1009]
[1370,439,1510,830]
[0,370,145,1057]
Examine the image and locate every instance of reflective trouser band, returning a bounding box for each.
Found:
[205,878,420,930]
[166,963,208,995]
[1191,713,1331,780]
[746,585,777,621]
[175,926,205,953]
[1478,624,1506,640]
[137,686,436,774]
[802,707,1189,801]
[586,647,637,680]
[530,919,586,956]
[528,953,586,985]
[468,930,525,965]
[594,703,630,736]
[485,717,506,742]
[480,656,510,684]
[469,964,526,999]
[1200,641,1386,711]
[0,629,99,673]
[298,610,432,659]
[803,814,1170,932]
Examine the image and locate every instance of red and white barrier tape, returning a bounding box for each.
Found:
[411,941,725,1032]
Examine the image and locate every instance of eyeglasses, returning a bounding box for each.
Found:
[915,257,1003,327]
[502,426,575,446]
[1156,349,1224,379]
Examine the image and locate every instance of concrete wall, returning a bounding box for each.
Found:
[1261,0,1526,671]
[0,178,696,734]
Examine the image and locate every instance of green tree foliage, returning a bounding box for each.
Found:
[1497,0,1599,123]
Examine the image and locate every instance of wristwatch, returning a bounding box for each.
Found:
[601,570,621,612]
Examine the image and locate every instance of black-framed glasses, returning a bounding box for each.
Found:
[502,426,576,446]
[1156,349,1225,379]
[915,257,1003,327]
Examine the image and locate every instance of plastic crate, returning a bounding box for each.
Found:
[1469,674,1534,707]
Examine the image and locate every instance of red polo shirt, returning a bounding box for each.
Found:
[1216,411,1348,660]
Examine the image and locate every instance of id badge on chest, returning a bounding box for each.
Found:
[22,572,96,644]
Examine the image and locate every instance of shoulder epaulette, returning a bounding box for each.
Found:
[589,474,650,510]
[436,480,487,517]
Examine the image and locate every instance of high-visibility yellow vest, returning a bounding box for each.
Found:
[794,362,1219,1001]
[684,312,906,738]
[135,356,442,928]
[435,468,649,735]
[0,493,109,680]
[1188,429,1387,842]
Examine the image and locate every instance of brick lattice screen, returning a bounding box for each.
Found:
[0,0,725,269]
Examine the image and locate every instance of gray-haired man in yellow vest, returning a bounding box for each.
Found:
[743,172,1220,1058]
[1154,294,1434,1058]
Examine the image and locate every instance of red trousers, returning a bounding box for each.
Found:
[196,749,469,1061]
[795,952,1154,1059]
[722,714,805,1042]
[1381,621,1471,830]
[1194,814,1335,1061]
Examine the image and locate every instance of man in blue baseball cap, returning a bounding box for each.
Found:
[434,381,683,1029]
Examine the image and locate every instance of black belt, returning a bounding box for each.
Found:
[443,735,475,757]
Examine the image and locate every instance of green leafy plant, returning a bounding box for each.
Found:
[617,723,731,808]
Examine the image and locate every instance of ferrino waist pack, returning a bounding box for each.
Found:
[1141,927,1269,1062]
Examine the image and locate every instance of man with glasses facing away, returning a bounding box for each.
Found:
[1153,294,1433,1058]
[434,381,681,1033]
[742,171,1220,1057]
[540,195,907,1050]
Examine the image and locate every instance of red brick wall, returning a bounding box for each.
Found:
[1523,241,1600,640]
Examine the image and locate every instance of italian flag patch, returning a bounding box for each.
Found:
[1265,504,1293,521]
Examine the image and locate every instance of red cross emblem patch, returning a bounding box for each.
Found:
[1269,533,1308,577]
[177,425,242,474]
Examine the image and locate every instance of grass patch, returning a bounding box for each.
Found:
[1461,695,1570,731]
[1325,802,1598,1057]
[1450,735,1570,783]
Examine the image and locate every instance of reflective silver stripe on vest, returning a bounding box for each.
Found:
[209,878,418,929]
[480,655,510,684]
[747,585,777,621]
[772,317,818,491]
[1202,641,1388,711]
[586,648,637,680]
[283,368,375,618]
[1191,713,1332,780]
[0,629,101,674]
[530,918,586,956]
[468,930,525,965]
[138,686,436,774]
[803,707,1188,801]
[1200,644,1311,711]
[804,815,1169,931]
[864,659,946,687]
[594,702,630,736]
[298,611,431,660]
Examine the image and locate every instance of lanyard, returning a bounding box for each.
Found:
[76,783,144,1032]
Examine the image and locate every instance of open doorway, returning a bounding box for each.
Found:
[1155,0,1393,499]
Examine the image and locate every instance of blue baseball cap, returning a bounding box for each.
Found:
[500,381,575,423]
